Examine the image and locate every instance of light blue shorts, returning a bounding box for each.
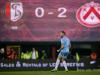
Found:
[58,51,69,59]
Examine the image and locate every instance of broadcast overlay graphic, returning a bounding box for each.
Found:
[0,0,100,42]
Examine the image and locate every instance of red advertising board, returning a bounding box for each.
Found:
[0,0,100,42]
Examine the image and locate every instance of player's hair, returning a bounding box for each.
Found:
[61,31,66,35]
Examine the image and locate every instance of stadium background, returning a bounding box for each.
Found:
[0,0,100,73]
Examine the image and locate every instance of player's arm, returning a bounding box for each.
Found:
[57,39,64,52]
[57,44,64,52]
[60,44,64,50]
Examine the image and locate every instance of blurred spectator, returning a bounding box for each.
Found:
[41,50,47,60]
[21,50,32,59]
[90,51,97,70]
[6,47,17,60]
[32,48,38,60]
[90,51,97,60]
[0,48,5,60]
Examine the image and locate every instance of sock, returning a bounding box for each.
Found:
[55,59,60,70]
[62,61,68,70]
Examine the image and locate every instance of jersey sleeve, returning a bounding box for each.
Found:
[67,38,71,47]
[61,39,64,45]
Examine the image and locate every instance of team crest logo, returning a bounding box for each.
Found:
[76,2,100,28]
[5,2,23,22]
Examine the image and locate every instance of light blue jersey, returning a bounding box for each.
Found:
[60,36,70,53]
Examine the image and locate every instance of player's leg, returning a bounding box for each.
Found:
[51,58,60,71]
[61,53,69,72]
[54,57,61,70]
[51,53,61,72]
[62,58,68,72]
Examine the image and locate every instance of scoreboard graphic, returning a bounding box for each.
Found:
[0,0,100,42]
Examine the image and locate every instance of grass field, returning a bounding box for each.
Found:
[0,71,100,75]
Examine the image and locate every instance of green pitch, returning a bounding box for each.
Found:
[0,71,100,75]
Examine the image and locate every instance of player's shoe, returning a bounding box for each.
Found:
[65,69,68,72]
[51,69,57,72]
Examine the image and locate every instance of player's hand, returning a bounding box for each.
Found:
[57,50,60,52]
